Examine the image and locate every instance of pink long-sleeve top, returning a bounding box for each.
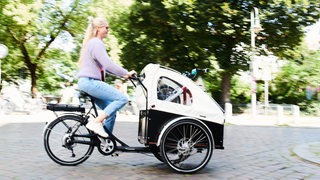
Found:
[77,37,128,80]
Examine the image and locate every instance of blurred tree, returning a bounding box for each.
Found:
[0,0,90,96]
[117,0,320,105]
[270,48,320,113]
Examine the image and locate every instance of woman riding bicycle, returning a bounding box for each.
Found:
[77,17,136,137]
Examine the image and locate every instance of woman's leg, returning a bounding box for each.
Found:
[78,78,108,137]
[79,78,128,133]
[94,99,117,133]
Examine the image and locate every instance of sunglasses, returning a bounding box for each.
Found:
[100,26,109,30]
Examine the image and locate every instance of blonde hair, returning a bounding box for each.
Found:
[78,17,108,65]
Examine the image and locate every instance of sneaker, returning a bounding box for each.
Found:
[86,119,108,138]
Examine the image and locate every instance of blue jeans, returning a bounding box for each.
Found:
[78,77,128,133]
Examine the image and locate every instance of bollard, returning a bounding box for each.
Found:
[225,103,232,122]
[277,105,284,124]
[292,105,300,124]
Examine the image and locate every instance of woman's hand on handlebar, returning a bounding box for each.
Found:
[124,70,137,80]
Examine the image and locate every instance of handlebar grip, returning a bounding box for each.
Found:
[129,73,138,80]
[197,68,209,73]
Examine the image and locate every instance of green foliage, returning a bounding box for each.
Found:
[230,74,251,104]
[270,48,320,114]
[0,0,92,95]
[37,49,78,93]
[260,0,320,59]
[118,0,213,72]
[302,101,320,116]
[1,0,319,110]
[117,0,320,104]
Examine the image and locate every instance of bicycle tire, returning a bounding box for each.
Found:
[150,145,164,162]
[160,119,214,173]
[43,115,94,166]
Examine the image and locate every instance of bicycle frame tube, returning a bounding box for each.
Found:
[72,134,99,146]
[129,76,149,121]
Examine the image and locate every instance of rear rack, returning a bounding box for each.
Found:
[46,103,85,113]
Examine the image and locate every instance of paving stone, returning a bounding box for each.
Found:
[0,113,319,179]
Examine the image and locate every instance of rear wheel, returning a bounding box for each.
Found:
[43,115,94,166]
[160,119,213,173]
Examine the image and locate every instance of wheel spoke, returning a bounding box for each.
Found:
[166,137,179,143]
[47,127,66,136]
[191,134,208,146]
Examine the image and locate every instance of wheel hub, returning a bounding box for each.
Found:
[177,138,193,155]
[62,134,75,149]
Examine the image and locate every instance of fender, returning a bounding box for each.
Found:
[156,116,213,146]
[43,113,84,134]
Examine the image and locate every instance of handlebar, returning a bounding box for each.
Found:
[128,73,149,113]
[129,73,138,80]
[183,68,209,80]
[128,74,146,91]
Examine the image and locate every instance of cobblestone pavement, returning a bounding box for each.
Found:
[0,112,319,179]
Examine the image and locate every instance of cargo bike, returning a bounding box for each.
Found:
[43,64,224,173]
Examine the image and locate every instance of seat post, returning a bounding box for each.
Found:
[89,96,98,117]
[79,91,99,117]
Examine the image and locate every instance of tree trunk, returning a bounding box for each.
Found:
[220,72,232,108]
[30,64,38,98]
[18,41,38,98]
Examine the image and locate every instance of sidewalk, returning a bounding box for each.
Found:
[226,113,320,128]
[1,110,319,166]
[227,114,320,166]
[294,141,320,165]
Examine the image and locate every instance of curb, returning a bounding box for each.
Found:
[293,142,320,165]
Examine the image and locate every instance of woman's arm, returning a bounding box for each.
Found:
[89,38,128,77]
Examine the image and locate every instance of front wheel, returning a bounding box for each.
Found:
[150,145,163,162]
[159,119,214,173]
[43,115,94,166]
